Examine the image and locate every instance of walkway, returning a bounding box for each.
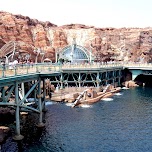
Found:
[0,62,152,79]
[0,63,61,78]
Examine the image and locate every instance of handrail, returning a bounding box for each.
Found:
[0,62,152,79]
[0,63,61,78]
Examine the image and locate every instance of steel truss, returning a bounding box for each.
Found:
[0,75,46,140]
[49,68,122,89]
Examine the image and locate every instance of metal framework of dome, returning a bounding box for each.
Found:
[60,44,93,63]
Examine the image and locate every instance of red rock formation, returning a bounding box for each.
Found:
[0,11,152,63]
[52,29,68,48]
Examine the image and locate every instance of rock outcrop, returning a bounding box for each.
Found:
[1,11,152,63]
[123,80,139,88]
[0,126,10,143]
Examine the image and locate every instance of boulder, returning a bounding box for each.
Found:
[124,80,139,88]
[0,126,10,143]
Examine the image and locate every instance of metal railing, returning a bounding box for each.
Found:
[0,63,61,78]
[61,62,123,69]
[123,62,152,68]
[0,62,152,78]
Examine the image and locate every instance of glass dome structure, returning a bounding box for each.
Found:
[60,44,91,63]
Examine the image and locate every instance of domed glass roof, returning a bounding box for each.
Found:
[61,44,89,63]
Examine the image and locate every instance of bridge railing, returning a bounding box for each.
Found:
[0,62,152,78]
[0,63,61,78]
[61,62,123,69]
[59,62,152,70]
[123,62,152,68]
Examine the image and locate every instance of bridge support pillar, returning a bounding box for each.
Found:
[42,79,46,112]
[60,73,63,89]
[113,79,115,85]
[21,82,25,97]
[113,71,115,85]
[2,87,6,102]
[96,72,100,88]
[118,77,121,86]
[118,70,121,86]
[37,78,45,128]
[105,72,108,85]
[13,82,24,140]
[34,87,37,103]
[78,73,81,88]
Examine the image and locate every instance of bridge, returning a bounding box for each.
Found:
[124,63,152,80]
[0,62,151,140]
[0,63,61,140]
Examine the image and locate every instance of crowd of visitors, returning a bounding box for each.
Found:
[0,59,35,70]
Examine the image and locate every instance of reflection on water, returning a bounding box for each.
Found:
[1,87,152,152]
[65,103,92,108]
[101,97,113,101]
[65,103,74,107]
[122,87,129,90]
[79,104,92,108]
[114,92,123,96]
[45,101,55,106]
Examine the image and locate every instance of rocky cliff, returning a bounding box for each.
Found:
[0,11,152,63]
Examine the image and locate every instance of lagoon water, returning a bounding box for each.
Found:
[1,87,152,152]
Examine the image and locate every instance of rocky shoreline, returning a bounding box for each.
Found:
[123,80,139,88]
[0,107,15,144]
[0,126,10,143]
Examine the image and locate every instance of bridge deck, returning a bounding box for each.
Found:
[0,62,151,82]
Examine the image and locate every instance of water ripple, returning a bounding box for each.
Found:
[2,87,152,152]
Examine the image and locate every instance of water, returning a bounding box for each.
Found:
[1,87,152,152]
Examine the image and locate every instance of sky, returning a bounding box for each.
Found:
[1,0,152,28]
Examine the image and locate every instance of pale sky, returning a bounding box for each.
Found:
[1,0,152,28]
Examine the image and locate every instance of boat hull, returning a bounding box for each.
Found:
[79,87,121,105]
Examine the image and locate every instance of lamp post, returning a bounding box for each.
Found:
[33,48,45,63]
[40,52,45,63]
[55,48,60,63]
[70,37,76,63]
[33,48,41,63]
[25,54,30,62]
[89,43,93,63]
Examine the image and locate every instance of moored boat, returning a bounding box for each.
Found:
[72,85,121,108]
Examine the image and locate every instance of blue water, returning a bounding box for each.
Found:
[1,87,152,152]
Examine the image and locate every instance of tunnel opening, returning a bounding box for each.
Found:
[135,74,152,87]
